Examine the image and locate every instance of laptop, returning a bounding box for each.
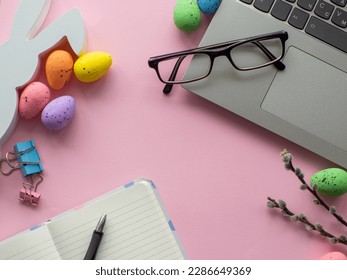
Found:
[183,0,347,168]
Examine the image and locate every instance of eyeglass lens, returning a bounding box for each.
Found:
[231,37,283,69]
[157,53,211,83]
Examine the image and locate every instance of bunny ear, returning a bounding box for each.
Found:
[32,8,86,56]
[10,0,51,40]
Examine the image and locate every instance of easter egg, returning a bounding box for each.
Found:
[320,252,347,260]
[197,0,222,14]
[174,0,201,32]
[74,52,112,83]
[19,82,51,119]
[45,50,74,90]
[310,168,347,197]
[41,96,76,131]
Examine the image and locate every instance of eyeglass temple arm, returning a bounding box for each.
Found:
[163,56,185,94]
[253,41,285,70]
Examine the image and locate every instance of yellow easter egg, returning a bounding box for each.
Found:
[74,51,112,83]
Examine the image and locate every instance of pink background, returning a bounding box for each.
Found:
[0,0,346,259]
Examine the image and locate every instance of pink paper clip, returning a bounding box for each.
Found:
[19,174,43,206]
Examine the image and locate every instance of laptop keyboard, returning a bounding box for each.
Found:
[240,0,347,53]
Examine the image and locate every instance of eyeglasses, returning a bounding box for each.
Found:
[148,30,288,94]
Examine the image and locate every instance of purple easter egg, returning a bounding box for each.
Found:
[41,95,76,131]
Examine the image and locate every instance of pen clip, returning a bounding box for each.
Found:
[95,214,107,233]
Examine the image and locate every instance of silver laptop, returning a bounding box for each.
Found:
[183,0,347,168]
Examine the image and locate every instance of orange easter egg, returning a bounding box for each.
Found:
[45,50,74,90]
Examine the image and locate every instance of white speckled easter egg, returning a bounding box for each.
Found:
[41,96,76,131]
[198,0,222,14]
[45,50,74,90]
[74,51,112,83]
[19,82,51,119]
[320,251,347,260]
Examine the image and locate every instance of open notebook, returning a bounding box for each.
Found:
[0,178,186,260]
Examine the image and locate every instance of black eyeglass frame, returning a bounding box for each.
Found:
[148,30,288,94]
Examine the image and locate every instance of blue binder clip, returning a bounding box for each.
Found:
[13,140,43,177]
[0,139,44,206]
[0,139,43,176]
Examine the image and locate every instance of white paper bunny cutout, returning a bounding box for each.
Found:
[0,0,86,152]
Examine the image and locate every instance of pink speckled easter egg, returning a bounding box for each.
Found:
[19,82,51,119]
[320,252,347,260]
[41,95,76,131]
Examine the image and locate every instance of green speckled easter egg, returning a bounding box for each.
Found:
[174,0,201,32]
[310,168,347,197]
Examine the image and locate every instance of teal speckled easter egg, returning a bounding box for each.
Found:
[174,0,201,32]
[198,0,222,14]
[310,168,347,196]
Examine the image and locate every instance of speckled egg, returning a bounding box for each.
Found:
[174,0,201,32]
[310,168,347,197]
[45,50,74,90]
[320,252,347,260]
[19,82,51,119]
[198,0,222,14]
[74,52,112,83]
[41,96,76,131]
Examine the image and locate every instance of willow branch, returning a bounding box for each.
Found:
[280,149,347,228]
[267,197,347,246]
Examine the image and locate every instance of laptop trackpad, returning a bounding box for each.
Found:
[261,46,347,150]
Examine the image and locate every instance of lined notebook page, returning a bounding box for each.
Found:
[0,225,61,260]
[49,180,184,259]
[0,179,185,260]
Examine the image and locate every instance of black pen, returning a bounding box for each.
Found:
[84,214,107,260]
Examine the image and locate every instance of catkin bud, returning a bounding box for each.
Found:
[282,154,292,163]
[313,199,320,205]
[299,213,306,219]
[278,200,286,209]
[315,224,323,231]
[306,225,313,231]
[339,235,347,242]
[267,201,275,208]
[284,162,291,170]
[329,237,338,244]
[290,215,299,222]
[295,168,304,179]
